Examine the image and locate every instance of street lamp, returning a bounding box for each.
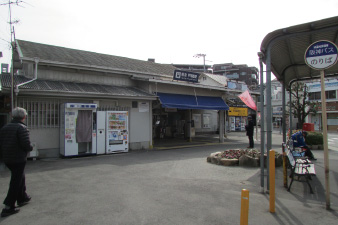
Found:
[194,53,206,72]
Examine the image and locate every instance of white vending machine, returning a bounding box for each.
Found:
[96,111,129,154]
[60,103,97,157]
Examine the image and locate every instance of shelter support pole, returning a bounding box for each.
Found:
[258,53,265,192]
[149,101,153,149]
[289,91,292,133]
[219,110,225,143]
[282,79,286,143]
[282,77,288,188]
[320,70,330,210]
[266,49,272,191]
[269,150,276,213]
[255,96,258,141]
[189,109,192,142]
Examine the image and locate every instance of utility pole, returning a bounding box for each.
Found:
[0,0,23,111]
[194,53,206,72]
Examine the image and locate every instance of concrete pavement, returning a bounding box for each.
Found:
[1,131,338,224]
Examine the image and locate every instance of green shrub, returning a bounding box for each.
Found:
[306,132,323,145]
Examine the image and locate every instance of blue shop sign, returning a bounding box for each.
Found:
[173,70,200,83]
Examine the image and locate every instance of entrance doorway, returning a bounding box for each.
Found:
[153,110,187,140]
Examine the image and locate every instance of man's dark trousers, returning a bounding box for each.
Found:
[249,135,254,148]
[3,162,27,207]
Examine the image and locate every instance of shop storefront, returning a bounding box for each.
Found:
[228,107,248,131]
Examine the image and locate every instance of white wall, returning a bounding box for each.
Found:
[30,128,59,158]
[130,102,151,143]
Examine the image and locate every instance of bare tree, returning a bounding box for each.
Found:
[289,82,318,129]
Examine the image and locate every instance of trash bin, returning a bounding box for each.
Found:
[303,123,314,131]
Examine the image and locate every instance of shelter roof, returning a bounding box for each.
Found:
[260,16,338,87]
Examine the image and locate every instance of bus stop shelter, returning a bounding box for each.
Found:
[259,16,338,210]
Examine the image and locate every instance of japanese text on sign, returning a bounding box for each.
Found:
[173,70,200,83]
[305,40,338,70]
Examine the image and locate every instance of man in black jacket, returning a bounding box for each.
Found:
[245,116,254,148]
[0,107,33,217]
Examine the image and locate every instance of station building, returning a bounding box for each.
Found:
[0,40,258,158]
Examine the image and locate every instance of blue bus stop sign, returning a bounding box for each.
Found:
[305,40,338,70]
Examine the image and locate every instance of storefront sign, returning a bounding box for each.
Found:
[165,108,177,112]
[315,102,338,111]
[173,70,200,83]
[228,107,248,116]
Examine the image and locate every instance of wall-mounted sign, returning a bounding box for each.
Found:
[173,70,200,83]
[228,107,248,117]
[139,102,149,112]
[305,40,338,70]
[315,102,338,111]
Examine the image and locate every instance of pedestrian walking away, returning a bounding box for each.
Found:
[245,116,254,148]
[0,107,33,217]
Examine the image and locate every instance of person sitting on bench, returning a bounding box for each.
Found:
[291,131,317,160]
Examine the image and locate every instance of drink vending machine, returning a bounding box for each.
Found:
[60,103,97,156]
[96,111,129,154]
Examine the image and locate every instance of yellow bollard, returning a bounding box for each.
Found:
[240,189,249,225]
[282,144,288,188]
[269,150,275,213]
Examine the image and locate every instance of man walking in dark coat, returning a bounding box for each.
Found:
[245,116,254,148]
[0,107,33,217]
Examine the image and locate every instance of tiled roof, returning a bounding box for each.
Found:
[16,40,176,77]
[0,74,155,98]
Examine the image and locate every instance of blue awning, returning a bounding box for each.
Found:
[157,92,229,110]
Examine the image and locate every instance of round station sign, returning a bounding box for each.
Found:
[305,40,338,70]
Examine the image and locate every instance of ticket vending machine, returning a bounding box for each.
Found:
[96,111,129,154]
[60,103,97,157]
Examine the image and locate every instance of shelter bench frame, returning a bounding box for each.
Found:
[285,147,316,194]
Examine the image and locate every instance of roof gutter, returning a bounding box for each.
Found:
[14,57,39,98]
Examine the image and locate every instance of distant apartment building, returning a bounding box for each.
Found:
[270,79,291,128]
[212,63,259,87]
[171,64,212,73]
[307,79,338,131]
[255,79,293,129]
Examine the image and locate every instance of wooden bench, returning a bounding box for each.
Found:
[286,149,316,194]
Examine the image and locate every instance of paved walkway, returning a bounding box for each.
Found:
[1,131,338,224]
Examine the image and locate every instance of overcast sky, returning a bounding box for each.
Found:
[0,0,338,76]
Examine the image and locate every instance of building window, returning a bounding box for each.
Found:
[309,90,336,100]
[132,101,138,108]
[17,99,60,128]
[326,90,336,99]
